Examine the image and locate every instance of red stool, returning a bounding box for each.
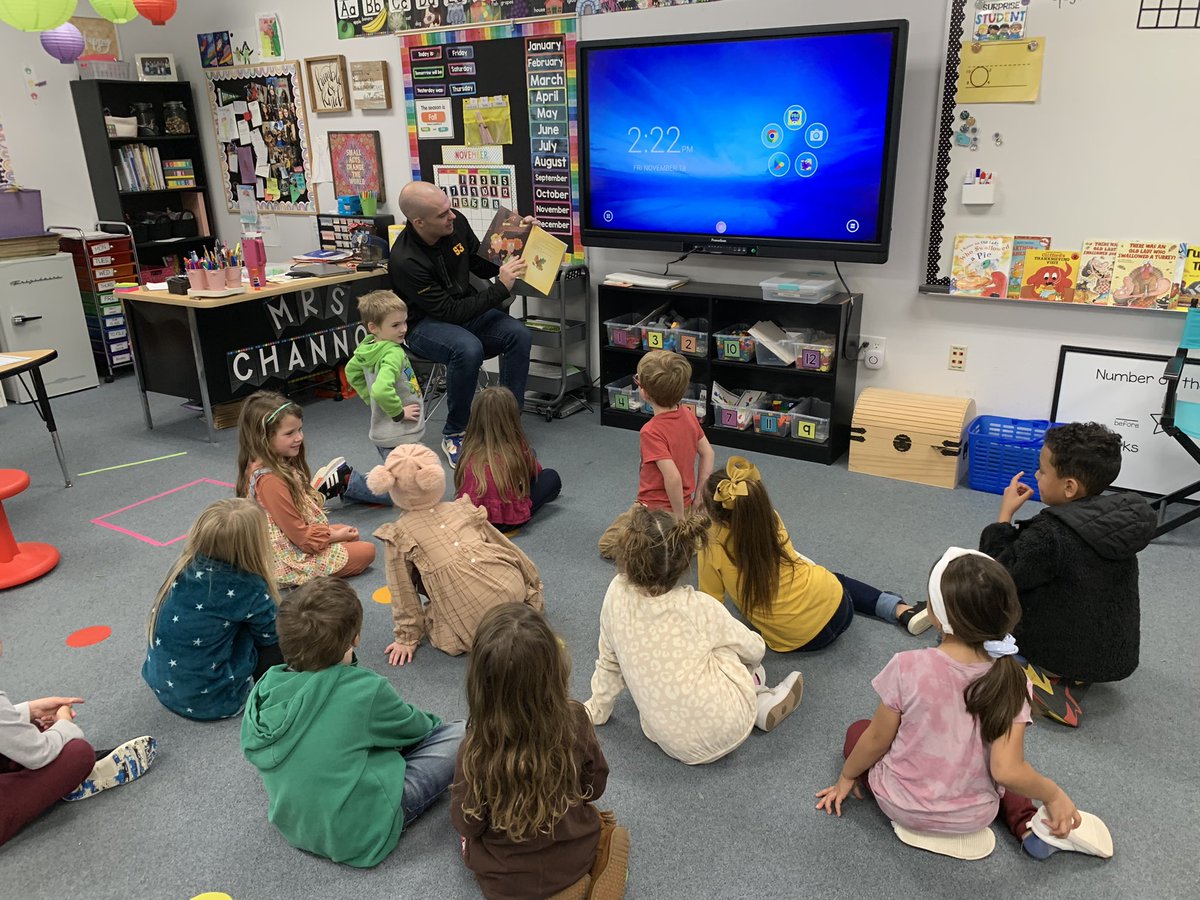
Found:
[0,470,60,589]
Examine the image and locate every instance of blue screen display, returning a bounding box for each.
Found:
[581,30,898,245]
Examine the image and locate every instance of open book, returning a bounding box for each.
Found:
[477,206,566,296]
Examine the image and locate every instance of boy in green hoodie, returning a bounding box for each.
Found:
[241,577,464,867]
[346,290,427,460]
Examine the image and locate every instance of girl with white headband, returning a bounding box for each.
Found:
[815,548,1113,862]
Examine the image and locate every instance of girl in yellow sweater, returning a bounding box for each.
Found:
[698,457,931,652]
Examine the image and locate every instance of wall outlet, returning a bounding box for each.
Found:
[949,344,967,371]
[861,335,886,370]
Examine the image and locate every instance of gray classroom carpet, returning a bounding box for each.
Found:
[1,375,1197,900]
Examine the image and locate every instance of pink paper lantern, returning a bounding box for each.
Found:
[132,0,177,26]
[40,22,86,64]
[0,0,77,32]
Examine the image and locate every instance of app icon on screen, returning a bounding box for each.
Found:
[795,152,818,177]
[715,221,727,234]
[767,152,791,177]
[760,123,784,149]
[784,105,806,130]
[846,219,860,233]
[805,123,829,148]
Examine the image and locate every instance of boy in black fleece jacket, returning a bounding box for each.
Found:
[980,422,1155,727]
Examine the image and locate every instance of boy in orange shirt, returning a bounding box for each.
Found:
[598,350,714,559]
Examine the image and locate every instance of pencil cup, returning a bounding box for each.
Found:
[187,269,206,291]
[360,195,378,216]
[225,266,242,288]
[205,268,226,290]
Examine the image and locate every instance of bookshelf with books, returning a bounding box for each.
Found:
[71,80,216,271]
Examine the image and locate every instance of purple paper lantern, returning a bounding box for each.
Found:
[40,22,85,64]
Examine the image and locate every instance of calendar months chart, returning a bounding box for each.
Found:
[432,164,519,239]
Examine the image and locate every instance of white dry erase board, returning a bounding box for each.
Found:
[1051,346,1200,499]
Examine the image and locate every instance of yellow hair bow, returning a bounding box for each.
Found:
[713,456,761,509]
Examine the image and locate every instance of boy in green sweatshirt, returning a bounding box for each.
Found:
[240,577,463,867]
[345,290,426,459]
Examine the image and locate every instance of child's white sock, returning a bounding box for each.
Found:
[754,671,803,731]
[750,664,767,689]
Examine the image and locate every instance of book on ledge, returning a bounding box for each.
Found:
[293,248,353,262]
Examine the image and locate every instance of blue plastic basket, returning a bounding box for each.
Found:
[967,416,1061,500]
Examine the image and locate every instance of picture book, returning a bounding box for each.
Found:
[1181,245,1200,300]
[1018,250,1081,302]
[1006,235,1052,299]
[478,206,567,296]
[950,233,1012,298]
[1074,239,1120,305]
[972,0,1027,41]
[478,206,530,267]
[1110,241,1182,309]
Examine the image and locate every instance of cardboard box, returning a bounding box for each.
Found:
[849,387,976,489]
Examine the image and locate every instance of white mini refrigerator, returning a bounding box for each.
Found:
[0,252,98,403]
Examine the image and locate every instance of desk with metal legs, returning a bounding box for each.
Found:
[0,348,73,487]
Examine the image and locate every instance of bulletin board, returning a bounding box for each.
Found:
[922,0,1198,306]
[204,61,317,215]
[401,18,582,262]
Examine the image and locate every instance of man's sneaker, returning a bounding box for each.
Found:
[441,434,464,470]
[311,457,351,499]
[64,736,157,801]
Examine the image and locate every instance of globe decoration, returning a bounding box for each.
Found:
[0,0,77,32]
[90,0,139,25]
[40,21,85,63]
[132,0,177,26]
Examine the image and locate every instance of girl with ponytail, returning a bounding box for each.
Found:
[584,506,804,766]
[699,457,931,651]
[815,548,1114,862]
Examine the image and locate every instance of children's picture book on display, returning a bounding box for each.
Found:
[1019,249,1081,303]
[950,233,1012,298]
[1006,235,1051,299]
[1181,245,1200,300]
[1109,241,1182,309]
[1074,239,1120,305]
[972,1,1027,41]
[477,205,565,296]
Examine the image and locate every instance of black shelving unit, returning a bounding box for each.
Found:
[71,79,216,272]
[598,281,861,464]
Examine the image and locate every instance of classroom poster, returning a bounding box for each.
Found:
[972,1,1027,41]
[69,17,120,61]
[328,131,385,201]
[403,19,582,261]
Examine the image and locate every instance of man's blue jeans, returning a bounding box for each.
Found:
[400,719,466,826]
[404,309,531,436]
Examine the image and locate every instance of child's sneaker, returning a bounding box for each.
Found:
[441,433,464,470]
[63,736,157,801]
[898,602,932,635]
[311,457,351,499]
[588,809,630,900]
[755,671,804,731]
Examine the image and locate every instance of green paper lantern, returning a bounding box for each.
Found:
[90,0,139,25]
[0,0,77,32]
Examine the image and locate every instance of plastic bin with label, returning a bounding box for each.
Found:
[713,400,755,430]
[754,328,809,366]
[678,383,708,421]
[641,317,710,358]
[603,375,646,414]
[794,333,836,372]
[751,395,802,437]
[790,397,831,443]
[604,312,647,350]
[713,324,756,362]
[759,273,839,303]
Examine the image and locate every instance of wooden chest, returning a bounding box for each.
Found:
[849,388,976,489]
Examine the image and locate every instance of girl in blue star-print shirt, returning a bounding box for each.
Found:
[142,499,283,721]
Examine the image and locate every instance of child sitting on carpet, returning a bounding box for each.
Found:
[452,605,629,900]
[142,498,283,720]
[699,456,930,651]
[585,506,803,765]
[236,391,377,586]
[815,548,1113,862]
[369,444,544,666]
[241,577,464,868]
[2,637,157,847]
[454,386,561,533]
[979,422,1155,726]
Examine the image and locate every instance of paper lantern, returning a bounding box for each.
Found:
[132,0,176,26]
[40,22,85,63]
[90,0,139,25]
[0,0,77,32]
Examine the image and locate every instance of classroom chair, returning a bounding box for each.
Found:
[0,469,60,589]
[1150,300,1200,537]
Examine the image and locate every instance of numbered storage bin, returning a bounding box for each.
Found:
[751,395,802,437]
[794,332,836,372]
[790,397,831,443]
[641,317,710,358]
[604,375,646,414]
[754,329,808,366]
[714,399,755,430]
[678,383,708,421]
[713,324,756,362]
[604,313,647,350]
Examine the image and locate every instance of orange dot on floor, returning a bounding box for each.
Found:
[66,625,112,648]
[372,586,392,604]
